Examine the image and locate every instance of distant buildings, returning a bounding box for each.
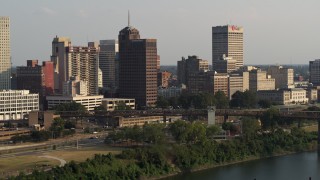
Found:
[99,40,118,89]
[16,60,54,109]
[118,22,158,107]
[51,37,99,95]
[157,71,171,88]
[0,90,39,120]
[101,98,135,111]
[63,76,88,96]
[309,59,320,86]
[267,65,294,89]
[249,69,275,92]
[177,55,209,86]
[212,54,237,73]
[228,72,249,99]
[0,17,11,90]
[46,95,103,111]
[257,88,308,105]
[212,25,243,69]
[17,60,54,96]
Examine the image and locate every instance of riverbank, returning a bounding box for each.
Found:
[155,141,318,180]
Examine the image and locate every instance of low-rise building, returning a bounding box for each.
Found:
[46,95,103,111]
[102,98,135,111]
[116,116,162,127]
[257,88,308,105]
[158,86,185,99]
[0,90,39,120]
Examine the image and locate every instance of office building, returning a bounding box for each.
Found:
[66,43,99,95]
[212,25,243,69]
[101,98,135,111]
[267,65,294,89]
[309,59,320,86]
[99,40,118,88]
[118,21,158,107]
[0,17,11,90]
[0,90,39,120]
[46,95,103,111]
[228,72,249,99]
[63,76,88,96]
[51,36,71,93]
[212,54,237,73]
[177,55,209,86]
[249,69,275,92]
[257,88,308,105]
[17,60,54,97]
[157,71,171,88]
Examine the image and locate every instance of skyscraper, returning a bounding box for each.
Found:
[99,40,118,88]
[0,17,11,90]
[118,20,158,107]
[212,25,243,69]
[51,36,71,93]
[309,59,320,86]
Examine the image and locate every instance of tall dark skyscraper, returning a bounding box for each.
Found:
[118,19,157,107]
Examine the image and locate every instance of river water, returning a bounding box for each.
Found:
[166,151,320,180]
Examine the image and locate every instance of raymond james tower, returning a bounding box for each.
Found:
[0,17,11,90]
[118,17,158,108]
[212,25,243,69]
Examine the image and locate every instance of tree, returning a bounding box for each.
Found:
[214,91,229,109]
[241,117,260,137]
[115,101,131,110]
[206,125,222,140]
[54,101,87,114]
[50,117,65,138]
[258,99,272,108]
[260,107,280,130]
[229,90,257,108]
[156,96,170,109]
[142,123,166,144]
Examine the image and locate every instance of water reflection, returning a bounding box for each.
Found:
[166,152,320,180]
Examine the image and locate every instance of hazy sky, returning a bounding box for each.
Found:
[1,0,320,66]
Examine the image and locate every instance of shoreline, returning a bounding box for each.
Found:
[154,147,318,180]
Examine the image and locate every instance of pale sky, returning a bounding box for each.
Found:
[1,0,320,66]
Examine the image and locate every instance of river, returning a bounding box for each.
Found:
[166,151,320,180]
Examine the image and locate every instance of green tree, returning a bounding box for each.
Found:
[115,101,131,110]
[260,107,280,130]
[214,91,229,109]
[50,117,65,138]
[258,99,272,108]
[142,123,166,144]
[54,101,87,114]
[156,96,170,109]
[230,90,257,108]
[241,117,260,138]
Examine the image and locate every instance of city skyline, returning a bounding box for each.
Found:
[2,0,320,66]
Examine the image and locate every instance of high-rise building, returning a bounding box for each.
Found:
[99,40,118,88]
[309,59,320,86]
[0,17,11,90]
[66,44,99,95]
[51,36,71,93]
[177,55,209,86]
[212,25,243,69]
[118,22,158,107]
[267,65,294,89]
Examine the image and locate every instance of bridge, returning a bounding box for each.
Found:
[57,108,320,144]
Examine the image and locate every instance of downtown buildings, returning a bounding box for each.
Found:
[0,17,11,90]
[118,23,158,108]
[212,25,244,69]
